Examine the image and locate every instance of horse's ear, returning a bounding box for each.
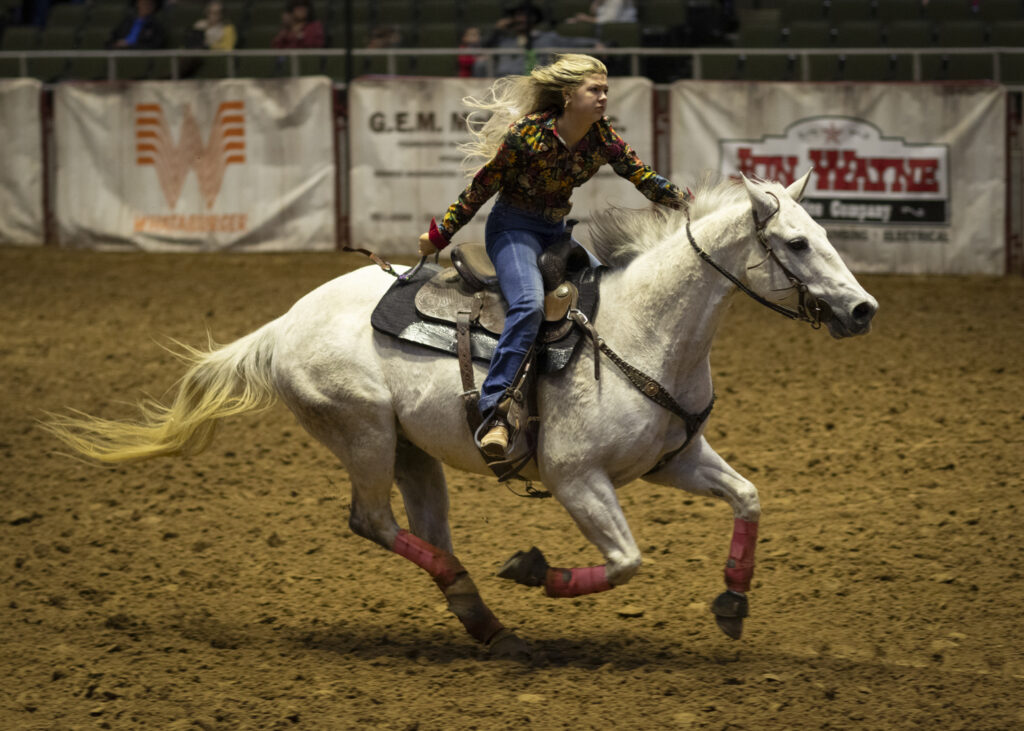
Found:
[741,173,778,221]
[786,169,813,202]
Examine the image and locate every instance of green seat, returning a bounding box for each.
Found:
[999,51,1024,82]
[415,0,461,25]
[780,0,827,24]
[1,25,39,50]
[462,0,504,24]
[842,52,914,80]
[935,19,989,46]
[740,52,797,81]
[555,21,598,38]
[235,53,288,77]
[246,0,285,28]
[638,0,683,26]
[827,0,876,24]
[885,19,935,46]
[413,22,460,47]
[979,0,1024,21]
[737,22,784,48]
[990,20,1024,45]
[88,4,131,31]
[44,2,90,31]
[876,0,924,23]
[785,19,835,46]
[600,21,641,47]
[921,52,995,80]
[406,53,458,76]
[834,20,883,48]
[697,53,743,80]
[808,52,843,80]
[241,22,280,48]
[921,0,976,22]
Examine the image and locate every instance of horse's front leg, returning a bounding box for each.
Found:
[645,435,761,640]
[498,473,643,597]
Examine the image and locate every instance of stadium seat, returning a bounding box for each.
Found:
[245,0,285,30]
[921,52,995,80]
[555,21,598,38]
[600,21,641,47]
[784,19,835,46]
[406,53,459,76]
[999,51,1024,82]
[876,0,924,23]
[833,20,883,47]
[740,52,797,80]
[737,21,784,48]
[416,0,461,24]
[935,19,988,46]
[921,0,976,22]
[807,52,843,80]
[841,52,913,81]
[697,52,744,80]
[884,19,935,46]
[44,2,89,32]
[979,0,1024,21]
[413,22,461,47]
[240,23,280,48]
[0,25,37,77]
[990,19,1024,45]
[780,0,827,24]
[826,0,876,24]
[462,0,504,25]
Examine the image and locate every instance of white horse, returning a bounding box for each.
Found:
[46,173,877,659]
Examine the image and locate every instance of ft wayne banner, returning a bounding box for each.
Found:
[54,77,336,251]
[348,76,658,255]
[671,82,1006,275]
[0,79,44,246]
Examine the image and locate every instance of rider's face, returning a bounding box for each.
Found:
[566,74,608,123]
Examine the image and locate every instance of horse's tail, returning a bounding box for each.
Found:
[44,322,280,464]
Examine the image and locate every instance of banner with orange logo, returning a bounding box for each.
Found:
[348,76,657,254]
[53,77,335,251]
[670,81,1006,275]
[0,79,44,246]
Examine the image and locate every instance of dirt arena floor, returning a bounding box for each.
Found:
[2,245,1023,730]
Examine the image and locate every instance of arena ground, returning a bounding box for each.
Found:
[2,246,1022,729]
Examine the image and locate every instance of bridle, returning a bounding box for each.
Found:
[685,192,823,329]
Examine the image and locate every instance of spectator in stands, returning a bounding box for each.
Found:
[482,0,603,77]
[108,0,168,50]
[192,0,236,51]
[271,0,324,49]
[457,26,485,77]
[566,0,637,25]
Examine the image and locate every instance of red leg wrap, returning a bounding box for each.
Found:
[392,529,461,589]
[544,565,612,598]
[724,518,759,593]
[392,530,504,644]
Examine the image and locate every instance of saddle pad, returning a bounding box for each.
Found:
[370,263,602,374]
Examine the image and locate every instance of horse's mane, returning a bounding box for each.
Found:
[589,177,751,268]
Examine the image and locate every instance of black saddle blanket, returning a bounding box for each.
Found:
[370,264,601,374]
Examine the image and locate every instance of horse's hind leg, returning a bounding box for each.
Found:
[388,436,529,659]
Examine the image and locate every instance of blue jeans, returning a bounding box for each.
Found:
[478,199,567,417]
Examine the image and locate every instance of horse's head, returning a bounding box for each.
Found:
[741,172,878,338]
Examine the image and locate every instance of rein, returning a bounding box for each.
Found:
[685,194,822,328]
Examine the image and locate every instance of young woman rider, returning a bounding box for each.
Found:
[418,53,690,458]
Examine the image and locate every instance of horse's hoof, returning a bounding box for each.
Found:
[711,590,749,641]
[487,628,533,663]
[714,615,744,640]
[497,546,548,587]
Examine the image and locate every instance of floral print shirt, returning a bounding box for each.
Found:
[435,110,688,243]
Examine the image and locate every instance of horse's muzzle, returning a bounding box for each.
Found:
[818,295,878,339]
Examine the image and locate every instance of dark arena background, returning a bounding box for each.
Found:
[4,0,1024,727]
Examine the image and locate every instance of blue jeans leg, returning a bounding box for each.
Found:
[478,229,547,416]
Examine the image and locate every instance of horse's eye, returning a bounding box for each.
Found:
[786,237,809,253]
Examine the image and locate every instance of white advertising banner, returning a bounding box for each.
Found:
[348,76,658,254]
[0,79,44,246]
[54,77,336,251]
[670,82,1006,275]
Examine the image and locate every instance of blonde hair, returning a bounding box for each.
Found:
[459,53,608,173]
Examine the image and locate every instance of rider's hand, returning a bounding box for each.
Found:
[418,233,438,257]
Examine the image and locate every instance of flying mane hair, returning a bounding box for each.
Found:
[588,176,755,268]
[458,54,608,174]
